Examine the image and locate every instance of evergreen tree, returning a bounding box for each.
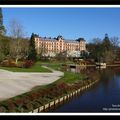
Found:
[28,33,37,61]
[0,8,6,35]
[102,33,112,51]
[102,34,114,63]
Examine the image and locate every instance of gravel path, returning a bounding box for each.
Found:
[0,66,64,101]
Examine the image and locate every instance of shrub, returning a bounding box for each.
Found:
[5,101,17,112]
[0,53,5,63]
[35,99,44,106]
[48,87,61,98]
[23,102,33,111]
[14,98,24,107]
[28,92,41,101]
[44,89,54,99]
[17,62,24,68]
[21,94,33,101]
[37,97,48,105]
[1,59,16,67]
[8,59,17,67]
[16,106,25,112]
[32,101,41,109]
[1,60,9,67]
[23,60,34,68]
[0,106,7,112]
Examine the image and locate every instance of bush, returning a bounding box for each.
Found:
[16,106,25,112]
[5,101,17,112]
[22,96,31,104]
[14,98,24,107]
[17,62,24,68]
[23,102,33,111]
[1,59,16,67]
[32,101,41,109]
[0,106,7,112]
[27,92,41,101]
[23,60,34,68]
[0,53,5,63]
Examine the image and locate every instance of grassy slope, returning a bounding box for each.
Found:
[42,62,85,84]
[48,62,85,83]
[0,62,52,72]
[60,71,84,84]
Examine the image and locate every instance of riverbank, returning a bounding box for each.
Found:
[0,63,92,112]
[31,79,99,113]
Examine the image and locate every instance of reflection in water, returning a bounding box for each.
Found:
[96,65,106,69]
[52,66,120,112]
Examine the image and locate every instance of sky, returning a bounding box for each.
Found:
[2,7,120,43]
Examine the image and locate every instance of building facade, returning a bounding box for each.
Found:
[34,35,86,57]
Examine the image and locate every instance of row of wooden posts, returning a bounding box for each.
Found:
[30,80,98,113]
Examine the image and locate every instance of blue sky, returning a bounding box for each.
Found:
[2,7,120,42]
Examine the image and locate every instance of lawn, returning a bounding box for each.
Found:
[0,62,52,72]
[40,62,85,84]
[59,71,85,84]
[40,60,73,70]
[47,63,62,70]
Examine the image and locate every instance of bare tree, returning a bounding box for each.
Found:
[9,19,25,39]
[9,39,29,64]
[110,37,120,48]
[9,19,28,64]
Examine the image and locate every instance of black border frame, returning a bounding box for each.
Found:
[0,0,120,5]
[0,0,120,117]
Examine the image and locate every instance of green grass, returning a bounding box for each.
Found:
[40,62,62,71]
[59,71,84,84]
[41,62,85,84]
[40,60,73,70]
[0,62,52,72]
[46,62,84,84]
[48,63,61,70]
[51,71,85,85]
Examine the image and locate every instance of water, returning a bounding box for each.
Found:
[51,66,120,112]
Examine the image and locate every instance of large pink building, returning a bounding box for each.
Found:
[34,35,86,56]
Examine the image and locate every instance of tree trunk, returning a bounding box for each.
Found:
[16,58,19,64]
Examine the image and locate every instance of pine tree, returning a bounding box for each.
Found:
[28,33,37,61]
[0,8,6,35]
[103,33,112,51]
